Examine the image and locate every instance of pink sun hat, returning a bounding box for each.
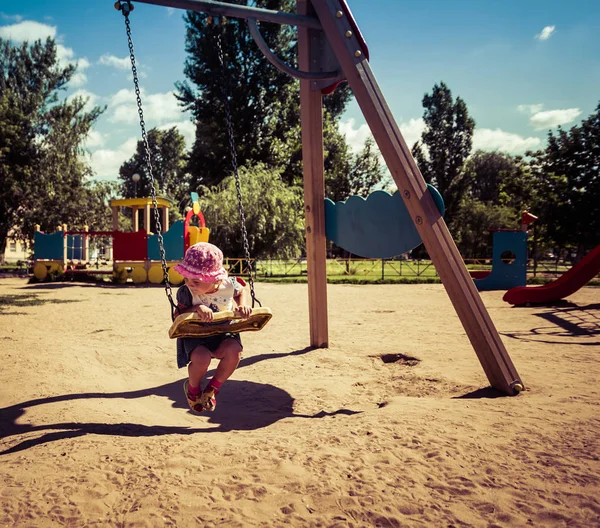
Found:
[173,242,228,282]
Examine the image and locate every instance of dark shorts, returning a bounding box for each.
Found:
[177,333,242,368]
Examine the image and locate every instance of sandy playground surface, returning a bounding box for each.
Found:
[0,277,598,527]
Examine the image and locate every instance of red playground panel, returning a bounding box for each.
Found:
[113,230,148,261]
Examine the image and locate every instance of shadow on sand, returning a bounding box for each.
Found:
[0,348,361,455]
[502,302,600,345]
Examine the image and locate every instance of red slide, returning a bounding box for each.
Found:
[503,244,600,305]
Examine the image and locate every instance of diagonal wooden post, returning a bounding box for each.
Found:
[311,0,523,395]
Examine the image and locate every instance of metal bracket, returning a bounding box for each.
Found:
[247,18,341,84]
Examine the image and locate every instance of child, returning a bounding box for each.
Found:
[172,242,252,413]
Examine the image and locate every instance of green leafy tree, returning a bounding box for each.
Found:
[200,163,305,259]
[176,0,352,190]
[451,198,516,258]
[530,103,600,256]
[412,82,475,226]
[118,127,190,209]
[0,37,103,252]
[325,136,385,202]
[464,150,523,204]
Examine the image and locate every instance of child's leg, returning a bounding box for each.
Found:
[198,339,242,412]
[210,337,243,385]
[188,345,212,392]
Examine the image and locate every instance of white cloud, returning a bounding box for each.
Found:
[518,104,544,115]
[530,108,581,130]
[0,22,88,85]
[167,8,175,16]
[0,20,55,41]
[399,118,426,149]
[158,120,196,149]
[338,118,372,153]
[1,13,23,23]
[83,130,106,149]
[87,137,139,180]
[99,54,131,70]
[68,89,101,113]
[473,128,541,154]
[69,72,87,87]
[108,89,187,125]
[339,117,425,155]
[535,25,556,41]
[518,103,581,130]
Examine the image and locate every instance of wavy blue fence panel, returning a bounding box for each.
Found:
[324,185,444,258]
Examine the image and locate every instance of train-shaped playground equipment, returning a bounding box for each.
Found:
[32,194,209,284]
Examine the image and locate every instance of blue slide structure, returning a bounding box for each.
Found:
[472,230,528,291]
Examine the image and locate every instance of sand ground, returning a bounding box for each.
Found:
[0,277,598,527]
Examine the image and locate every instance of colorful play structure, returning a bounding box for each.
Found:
[32,193,209,284]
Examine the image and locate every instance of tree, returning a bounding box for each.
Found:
[412,82,475,226]
[199,163,305,259]
[325,136,385,202]
[530,102,600,255]
[118,127,190,211]
[176,0,352,190]
[451,198,516,258]
[0,37,103,252]
[464,150,523,204]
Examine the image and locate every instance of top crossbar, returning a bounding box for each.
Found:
[131,0,322,29]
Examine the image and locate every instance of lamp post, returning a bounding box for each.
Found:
[132,173,141,197]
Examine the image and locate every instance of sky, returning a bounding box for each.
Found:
[1,0,599,182]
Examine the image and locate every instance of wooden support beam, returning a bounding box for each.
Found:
[313,0,523,395]
[298,0,329,348]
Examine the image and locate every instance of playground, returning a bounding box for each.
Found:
[0,277,598,526]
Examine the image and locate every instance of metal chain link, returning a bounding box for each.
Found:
[214,21,261,307]
[119,3,177,317]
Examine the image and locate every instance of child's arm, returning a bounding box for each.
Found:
[174,286,214,321]
[233,281,252,318]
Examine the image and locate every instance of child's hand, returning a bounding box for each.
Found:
[234,305,252,318]
[196,305,214,322]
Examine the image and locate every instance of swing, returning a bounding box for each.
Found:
[118,1,272,339]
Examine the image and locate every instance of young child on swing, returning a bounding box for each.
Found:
[172,242,252,413]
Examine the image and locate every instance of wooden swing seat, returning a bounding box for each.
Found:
[168,307,273,339]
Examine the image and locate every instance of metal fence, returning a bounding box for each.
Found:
[224,257,598,281]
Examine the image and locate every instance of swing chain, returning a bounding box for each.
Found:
[214,21,261,308]
[120,4,177,317]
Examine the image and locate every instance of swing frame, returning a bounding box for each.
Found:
[117,0,524,396]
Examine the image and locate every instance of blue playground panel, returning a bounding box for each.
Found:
[34,231,64,260]
[66,235,83,260]
[474,230,528,291]
[147,220,185,261]
[324,185,445,258]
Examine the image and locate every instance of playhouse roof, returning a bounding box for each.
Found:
[110,197,174,208]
